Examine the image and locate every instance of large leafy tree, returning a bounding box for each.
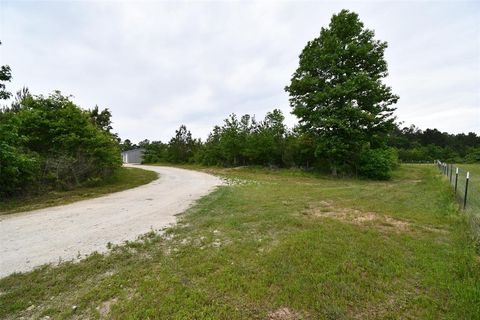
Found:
[17,92,122,187]
[285,10,398,174]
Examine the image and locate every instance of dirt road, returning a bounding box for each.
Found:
[0,165,222,278]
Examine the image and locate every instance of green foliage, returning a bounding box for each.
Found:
[0,41,12,100]
[143,141,168,163]
[0,113,40,196]
[141,110,312,169]
[120,139,137,152]
[397,147,430,162]
[465,148,480,163]
[141,125,204,165]
[0,65,11,100]
[0,92,121,198]
[244,109,286,166]
[198,125,223,166]
[166,125,199,163]
[196,109,306,168]
[195,114,252,166]
[358,147,398,180]
[390,124,480,163]
[220,114,250,166]
[88,105,114,134]
[285,10,398,175]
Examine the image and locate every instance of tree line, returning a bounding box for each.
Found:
[124,109,317,169]
[389,125,479,163]
[0,89,121,198]
[126,118,478,172]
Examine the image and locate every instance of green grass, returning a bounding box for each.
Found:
[453,164,480,208]
[1,165,479,319]
[457,164,480,211]
[457,164,480,176]
[0,167,158,215]
[452,163,480,251]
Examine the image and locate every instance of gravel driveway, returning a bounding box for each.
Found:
[0,165,222,278]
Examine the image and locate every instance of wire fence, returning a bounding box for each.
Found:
[435,160,480,247]
[435,161,479,210]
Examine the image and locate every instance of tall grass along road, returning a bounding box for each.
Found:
[0,165,222,277]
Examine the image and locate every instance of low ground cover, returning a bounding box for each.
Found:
[0,167,158,215]
[453,163,480,253]
[0,164,479,319]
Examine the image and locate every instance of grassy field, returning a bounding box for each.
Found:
[451,163,480,191]
[458,164,480,212]
[0,164,479,319]
[456,164,480,176]
[451,163,480,252]
[0,167,158,215]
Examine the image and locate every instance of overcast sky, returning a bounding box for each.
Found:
[1,0,479,143]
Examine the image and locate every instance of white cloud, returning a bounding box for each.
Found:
[1,0,478,143]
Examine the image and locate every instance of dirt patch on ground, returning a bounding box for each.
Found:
[422,225,450,234]
[304,201,412,233]
[304,201,450,236]
[268,308,302,320]
[98,297,118,318]
[382,216,411,231]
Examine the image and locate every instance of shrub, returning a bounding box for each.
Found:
[0,92,121,199]
[465,147,480,163]
[358,147,398,180]
[0,115,41,197]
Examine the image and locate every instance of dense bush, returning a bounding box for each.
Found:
[142,141,167,163]
[0,92,121,198]
[358,148,398,180]
[0,113,40,196]
[464,148,480,163]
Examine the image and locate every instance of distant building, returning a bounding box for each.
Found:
[121,148,145,164]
